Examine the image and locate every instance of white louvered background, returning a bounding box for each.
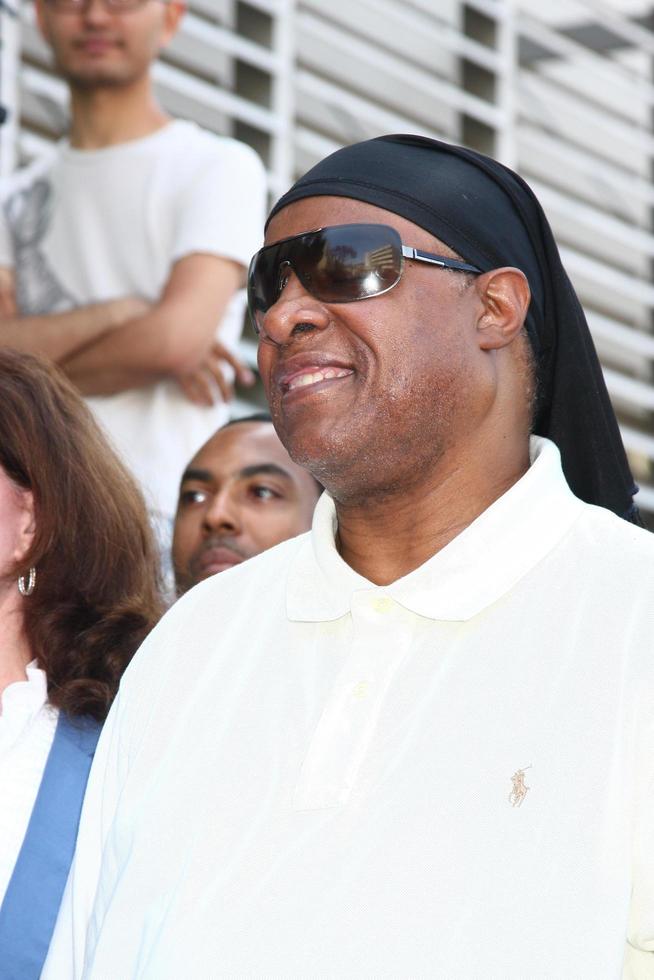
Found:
[3,0,654,520]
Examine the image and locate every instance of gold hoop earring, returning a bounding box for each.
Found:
[18,567,36,597]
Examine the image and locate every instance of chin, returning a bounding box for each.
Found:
[67,72,133,91]
[290,443,362,500]
[282,429,334,476]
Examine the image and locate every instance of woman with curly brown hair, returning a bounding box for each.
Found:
[0,349,163,977]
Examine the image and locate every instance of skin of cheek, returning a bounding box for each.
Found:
[239,492,317,553]
[367,271,498,487]
[171,512,197,579]
[249,515,289,554]
[174,499,307,583]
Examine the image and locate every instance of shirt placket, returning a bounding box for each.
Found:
[293,591,412,810]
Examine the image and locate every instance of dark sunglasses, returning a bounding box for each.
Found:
[247,222,482,335]
[44,0,163,10]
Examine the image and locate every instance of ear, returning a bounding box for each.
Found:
[474,267,531,351]
[159,2,186,48]
[13,490,35,565]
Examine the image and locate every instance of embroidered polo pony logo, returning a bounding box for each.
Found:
[508,766,531,807]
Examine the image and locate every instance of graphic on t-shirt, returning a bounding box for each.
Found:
[4,179,77,315]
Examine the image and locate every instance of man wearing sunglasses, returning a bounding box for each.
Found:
[0,0,265,531]
[46,136,654,979]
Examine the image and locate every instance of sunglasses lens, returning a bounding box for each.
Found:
[247,244,280,331]
[248,224,403,333]
[296,224,402,303]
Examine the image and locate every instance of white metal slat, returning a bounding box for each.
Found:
[301,0,504,75]
[0,3,21,176]
[530,179,654,257]
[173,11,280,74]
[518,70,654,159]
[517,9,654,111]
[153,61,279,134]
[296,13,505,129]
[518,126,654,212]
[605,367,654,412]
[572,0,654,58]
[560,245,654,310]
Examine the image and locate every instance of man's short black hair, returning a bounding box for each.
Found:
[218,412,323,494]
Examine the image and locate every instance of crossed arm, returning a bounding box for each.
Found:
[0,254,253,403]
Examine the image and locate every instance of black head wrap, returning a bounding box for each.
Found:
[268,134,642,524]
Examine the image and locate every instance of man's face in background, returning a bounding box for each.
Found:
[35,0,184,91]
[172,420,321,596]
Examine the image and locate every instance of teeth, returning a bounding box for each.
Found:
[287,367,351,390]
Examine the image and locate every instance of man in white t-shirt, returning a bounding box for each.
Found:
[0,0,266,522]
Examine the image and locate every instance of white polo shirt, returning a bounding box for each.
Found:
[45,437,654,979]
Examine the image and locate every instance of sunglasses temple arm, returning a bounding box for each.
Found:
[402,246,481,275]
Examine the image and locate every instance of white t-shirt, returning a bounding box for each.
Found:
[0,121,267,518]
[43,438,654,979]
[0,663,58,905]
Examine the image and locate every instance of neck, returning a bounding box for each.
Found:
[334,431,531,586]
[69,73,169,150]
[0,586,33,703]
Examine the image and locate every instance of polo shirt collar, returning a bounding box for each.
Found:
[286,436,585,623]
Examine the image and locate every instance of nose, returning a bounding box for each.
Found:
[81,0,113,24]
[257,268,331,347]
[202,490,241,535]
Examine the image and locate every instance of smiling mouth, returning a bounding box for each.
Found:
[285,367,353,392]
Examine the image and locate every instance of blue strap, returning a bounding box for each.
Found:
[0,711,101,979]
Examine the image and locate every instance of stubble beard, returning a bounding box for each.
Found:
[52,43,148,93]
[64,64,144,92]
[281,371,463,508]
[282,411,447,509]
[67,72,131,91]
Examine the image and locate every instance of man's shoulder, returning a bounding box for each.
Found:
[569,501,654,591]
[159,120,265,178]
[577,502,654,552]
[0,149,59,202]
[161,533,308,633]
[119,533,310,694]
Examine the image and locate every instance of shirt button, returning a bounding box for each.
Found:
[372,595,393,614]
[352,681,369,699]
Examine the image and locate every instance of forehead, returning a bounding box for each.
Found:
[187,423,300,481]
[265,195,451,255]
